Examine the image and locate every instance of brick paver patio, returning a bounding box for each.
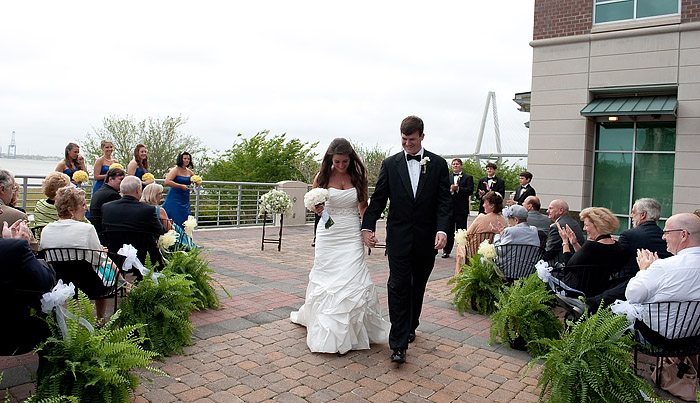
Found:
[0,221,680,402]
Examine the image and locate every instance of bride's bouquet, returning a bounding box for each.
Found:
[304,188,334,229]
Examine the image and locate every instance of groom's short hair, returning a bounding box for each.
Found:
[401,116,424,136]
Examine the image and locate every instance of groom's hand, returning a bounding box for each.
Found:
[434,233,447,250]
[362,230,377,248]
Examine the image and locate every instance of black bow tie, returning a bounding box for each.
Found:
[406,154,421,162]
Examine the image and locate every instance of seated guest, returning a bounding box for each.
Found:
[544,199,585,265]
[0,169,39,251]
[142,183,197,251]
[40,186,124,320]
[0,237,56,355]
[462,191,506,260]
[102,176,165,267]
[585,198,671,311]
[33,172,71,227]
[626,213,700,337]
[507,171,536,206]
[493,205,540,247]
[524,196,551,232]
[89,167,125,243]
[556,207,626,297]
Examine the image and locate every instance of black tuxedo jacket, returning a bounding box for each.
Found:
[618,220,671,276]
[89,183,121,236]
[102,195,165,235]
[513,185,536,205]
[362,150,452,256]
[449,172,474,216]
[476,175,506,213]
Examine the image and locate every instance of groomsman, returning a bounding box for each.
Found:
[442,158,473,258]
[476,162,505,214]
[507,171,536,206]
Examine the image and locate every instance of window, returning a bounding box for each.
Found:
[592,121,675,232]
[594,0,679,24]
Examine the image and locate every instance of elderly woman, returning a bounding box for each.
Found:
[556,207,627,297]
[493,204,540,247]
[33,172,71,227]
[40,186,127,320]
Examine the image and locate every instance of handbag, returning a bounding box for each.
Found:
[651,356,700,401]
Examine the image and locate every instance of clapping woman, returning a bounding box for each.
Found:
[55,142,87,186]
[162,151,195,226]
[127,144,154,187]
[92,140,119,195]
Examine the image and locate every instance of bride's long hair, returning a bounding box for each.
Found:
[317,138,368,203]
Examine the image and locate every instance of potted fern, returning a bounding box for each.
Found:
[448,240,503,315]
[489,273,562,356]
[33,291,162,402]
[116,269,196,357]
[165,248,229,309]
[529,306,653,402]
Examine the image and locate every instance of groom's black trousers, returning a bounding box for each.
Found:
[387,254,436,349]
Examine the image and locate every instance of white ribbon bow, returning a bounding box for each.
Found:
[117,243,165,284]
[40,280,94,339]
[535,259,553,283]
[610,300,644,331]
[320,210,331,227]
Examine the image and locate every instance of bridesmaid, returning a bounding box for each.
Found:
[55,142,87,186]
[127,144,154,187]
[162,151,195,226]
[92,139,119,195]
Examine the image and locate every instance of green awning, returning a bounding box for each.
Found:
[580,95,677,117]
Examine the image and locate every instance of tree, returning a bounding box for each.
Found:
[351,141,392,187]
[204,131,318,183]
[83,115,206,179]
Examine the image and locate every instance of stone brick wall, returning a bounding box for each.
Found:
[682,0,700,23]
[533,0,592,40]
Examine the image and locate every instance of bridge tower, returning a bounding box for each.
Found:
[7,131,17,158]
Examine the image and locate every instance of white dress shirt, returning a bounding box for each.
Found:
[404,149,423,197]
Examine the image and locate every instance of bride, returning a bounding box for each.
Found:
[291,138,390,354]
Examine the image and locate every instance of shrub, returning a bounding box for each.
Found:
[448,250,503,315]
[165,248,227,310]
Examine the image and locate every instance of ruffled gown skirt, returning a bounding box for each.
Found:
[290,188,390,354]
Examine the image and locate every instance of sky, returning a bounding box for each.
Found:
[0,1,534,160]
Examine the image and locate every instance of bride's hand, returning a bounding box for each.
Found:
[313,203,324,215]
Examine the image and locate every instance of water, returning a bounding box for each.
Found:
[0,157,62,177]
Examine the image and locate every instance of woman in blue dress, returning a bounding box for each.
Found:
[55,142,87,187]
[92,140,119,195]
[127,144,155,187]
[162,151,195,226]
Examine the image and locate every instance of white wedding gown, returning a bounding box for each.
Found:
[290,187,390,354]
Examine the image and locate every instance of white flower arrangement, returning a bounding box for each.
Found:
[420,156,430,174]
[303,188,334,229]
[72,170,89,183]
[454,228,468,247]
[157,229,179,249]
[259,190,293,215]
[183,215,197,236]
[477,239,497,260]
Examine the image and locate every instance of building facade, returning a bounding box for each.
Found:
[529,0,700,229]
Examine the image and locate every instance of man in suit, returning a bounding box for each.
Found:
[442,158,473,258]
[102,176,165,267]
[524,196,551,232]
[544,199,585,264]
[89,167,125,243]
[507,171,536,207]
[362,115,452,364]
[476,162,505,214]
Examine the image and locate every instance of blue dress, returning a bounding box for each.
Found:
[92,165,109,195]
[134,167,148,180]
[162,175,191,226]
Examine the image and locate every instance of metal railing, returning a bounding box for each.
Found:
[14,175,291,228]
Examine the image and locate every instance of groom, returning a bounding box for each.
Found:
[362,115,452,364]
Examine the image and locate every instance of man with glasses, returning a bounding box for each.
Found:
[0,169,30,231]
[626,213,700,306]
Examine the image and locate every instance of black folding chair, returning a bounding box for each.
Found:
[43,248,121,313]
[104,230,163,278]
[495,244,545,282]
[633,300,700,387]
[547,264,612,322]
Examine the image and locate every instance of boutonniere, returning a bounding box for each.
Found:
[457,174,463,179]
[420,156,430,174]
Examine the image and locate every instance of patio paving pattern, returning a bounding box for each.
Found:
[0,221,680,402]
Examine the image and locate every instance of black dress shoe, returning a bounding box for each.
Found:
[441,253,450,258]
[391,349,406,364]
[408,333,416,343]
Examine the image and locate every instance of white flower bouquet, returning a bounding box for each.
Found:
[183,215,197,236]
[259,190,293,216]
[304,188,334,229]
[454,228,468,247]
[477,239,497,260]
[158,229,179,250]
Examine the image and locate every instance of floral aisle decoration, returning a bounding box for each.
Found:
[489,273,562,356]
[141,172,155,182]
[34,285,162,402]
[157,229,178,250]
[115,263,196,357]
[528,306,653,403]
[304,188,334,229]
[259,189,292,251]
[448,239,503,315]
[183,215,197,236]
[72,170,89,184]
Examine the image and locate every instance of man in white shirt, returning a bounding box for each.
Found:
[625,213,700,337]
